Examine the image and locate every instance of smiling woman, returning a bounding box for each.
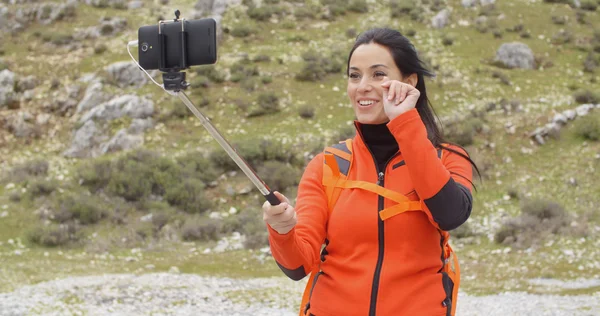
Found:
[262,28,480,316]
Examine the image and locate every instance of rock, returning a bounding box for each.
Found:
[65,85,82,99]
[575,104,593,117]
[76,80,109,114]
[99,129,144,154]
[431,9,450,29]
[168,266,180,274]
[495,42,535,69]
[140,213,153,222]
[79,95,154,123]
[105,61,147,88]
[5,112,40,138]
[127,118,154,135]
[552,113,568,125]
[128,1,143,9]
[0,69,15,88]
[462,0,477,7]
[63,120,108,158]
[36,113,51,125]
[563,109,576,120]
[16,75,37,92]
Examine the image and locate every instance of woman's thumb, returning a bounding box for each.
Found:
[273,191,290,204]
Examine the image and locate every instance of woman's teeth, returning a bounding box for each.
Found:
[359,100,375,106]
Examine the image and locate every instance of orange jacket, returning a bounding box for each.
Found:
[268,109,473,316]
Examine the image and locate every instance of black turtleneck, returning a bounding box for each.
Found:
[359,123,399,172]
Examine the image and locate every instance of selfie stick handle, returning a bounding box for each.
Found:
[175,91,281,206]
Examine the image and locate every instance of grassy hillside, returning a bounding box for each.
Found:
[0,0,599,297]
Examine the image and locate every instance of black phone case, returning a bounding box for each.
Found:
[137,18,217,70]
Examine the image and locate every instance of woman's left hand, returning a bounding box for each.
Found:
[381,77,420,121]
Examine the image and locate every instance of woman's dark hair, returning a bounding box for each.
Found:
[348,28,481,187]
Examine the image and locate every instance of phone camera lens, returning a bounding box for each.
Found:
[141,43,149,52]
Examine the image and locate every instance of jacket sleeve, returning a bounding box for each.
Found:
[267,153,329,280]
[387,108,473,231]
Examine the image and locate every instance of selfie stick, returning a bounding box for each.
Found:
[153,11,281,206]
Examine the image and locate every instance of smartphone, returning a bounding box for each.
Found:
[137,18,217,70]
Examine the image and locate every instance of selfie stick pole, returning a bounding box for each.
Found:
[175,91,281,206]
[151,11,281,206]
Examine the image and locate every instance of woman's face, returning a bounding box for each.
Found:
[347,43,403,124]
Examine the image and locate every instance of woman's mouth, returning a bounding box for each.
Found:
[357,99,379,108]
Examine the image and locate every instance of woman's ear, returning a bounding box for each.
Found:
[403,73,418,87]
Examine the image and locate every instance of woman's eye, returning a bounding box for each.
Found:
[374,72,386,77]
[349,73,360,79]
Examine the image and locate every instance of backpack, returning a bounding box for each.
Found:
[298,139,460,316]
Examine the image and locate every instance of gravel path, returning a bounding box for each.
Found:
[0,273,598,316]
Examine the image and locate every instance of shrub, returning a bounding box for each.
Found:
[231,26,254,38]
[182,217,221,241]
[248,6,275,21]
[574,113,600,141]
[573,89,600,104]
[551,15,566,25]
[442,34,455,46]
[253,54,271,63]
[495,199,571,248]
[240,77,260,92]
[195,65,225,83]
[551,30,573,45]
[348,0,368,13]
[28,223,80,247]
[176,152,221,185]
[444,117,485,147]
[583,52,598,73]
[165,179,212,214]
[298,105,315,119]
[228,208,269,249]
[3,159,49,183]
[492,71,511,85]
[296,49,344,82]
[451,222,475,239]
[257,161,301,192]
[257,92,279,111]
[53,193,106,225]
[294,6,316,19]
[106,160,154,201]
[390,0,413,17]
[27,179,58,198]
[261,76,273,84]
[580,0,597,11]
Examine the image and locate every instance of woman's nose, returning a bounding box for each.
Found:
[357,78,373,93]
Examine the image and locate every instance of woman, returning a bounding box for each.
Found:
[263,28,477,316]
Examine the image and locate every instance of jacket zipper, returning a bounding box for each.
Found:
[355,125,399,316]
[369,171,386,316]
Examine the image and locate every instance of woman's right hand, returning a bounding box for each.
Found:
[262,191,297,235]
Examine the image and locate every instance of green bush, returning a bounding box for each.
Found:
[390,0,417,18]
[27,179,58,198]
[442,34,455,46]
[231,26,254,38]
[248,6,275,21]
[241,77,260,92]
[348,0,368,13]
[257,161,300,192]
[106,160,154,201]
[298,105,315,119]
[53,193,107,225]
[3,159,49,183]
[322,0,348,16]
[195,65,225,83]
[551,29,572,45]
[296,49,345,82]
[580,0,597,11]
[190,76,210,89]
[573,89,600,104]
[176,152,221,185]
[444,117,485,147]
[257,92,279,111]
[182,217,221,241]
[574,113,600,141]
[495,199,571,248]
[253,54,271,63]
[583,52,598,73]
[28,223,80,247]
[165,179,212,214]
